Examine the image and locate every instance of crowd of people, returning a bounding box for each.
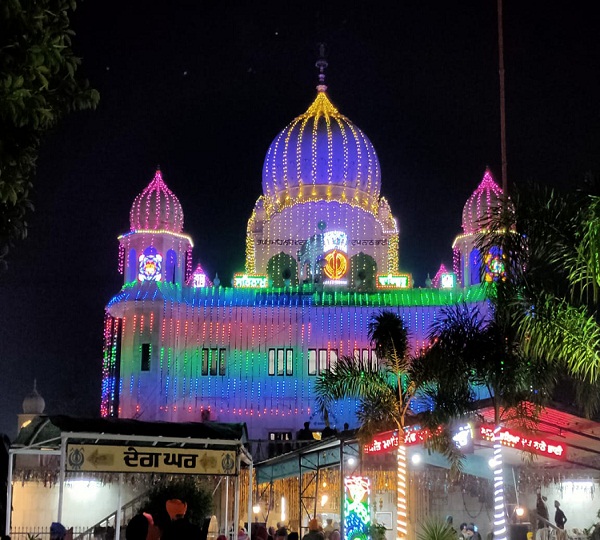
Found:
[12,489,567,540]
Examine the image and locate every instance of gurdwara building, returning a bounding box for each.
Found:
[101,81,502,442]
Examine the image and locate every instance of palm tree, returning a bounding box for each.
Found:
[315,310,412,540]
[481,184,600,383]
[315,310,472,540]
[423,295,557,540]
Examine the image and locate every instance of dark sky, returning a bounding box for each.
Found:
[1,1,599,437]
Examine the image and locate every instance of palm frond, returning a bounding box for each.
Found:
[314,354,391,414]
[517,294,600,382]
[416,520,458,540]
[368,310,410,370]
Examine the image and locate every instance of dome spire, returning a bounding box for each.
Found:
[315,43,328,92]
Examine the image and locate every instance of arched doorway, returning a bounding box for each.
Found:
[267,252,298,288]
[350,253,377,290]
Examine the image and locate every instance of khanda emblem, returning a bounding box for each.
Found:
[68,447,85,470]
[221,453,235,473]
[323,250,348,280]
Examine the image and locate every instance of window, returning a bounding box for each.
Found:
[141,343,151,371]
[210,349,218,376]
[268,348,293,376]
[308,349,340,375]
[268,431,293,457]
[268,349,276,376]
[219,348,226,375]
[200,348,226,376]
[308,349,317,376]
[319,349,328,373]
[371,349,378,370]
[330,349,338,370]
[201,349,209,376]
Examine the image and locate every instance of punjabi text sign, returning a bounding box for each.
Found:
[66,444,237,475]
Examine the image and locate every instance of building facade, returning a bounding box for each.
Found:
[101,82,501,441]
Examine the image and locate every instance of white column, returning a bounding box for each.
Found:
[57,436,67,523]
[114,473,124,540]
[4,451,14,536]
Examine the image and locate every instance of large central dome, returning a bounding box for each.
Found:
[262,89,381,211]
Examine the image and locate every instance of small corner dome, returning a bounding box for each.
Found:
[22,381,45,414]
[130,169,184,233]
[261,90,381,207]
[462,168,505,234]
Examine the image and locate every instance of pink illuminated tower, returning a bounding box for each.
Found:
[452,168,506,287]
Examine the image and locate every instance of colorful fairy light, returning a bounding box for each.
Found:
[492,426,508,540]
[431,264,448,288]
[396,444,408,540]
[462,168,504,235]
[344,476,371,540]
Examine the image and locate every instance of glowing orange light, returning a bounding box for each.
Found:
[323,249,348,280]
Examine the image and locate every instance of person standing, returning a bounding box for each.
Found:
[302,520,324,540]
[554,501,567,530]
[536,491,550,540]
[162,498,202,540]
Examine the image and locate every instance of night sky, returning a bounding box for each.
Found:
[1,1,599,437]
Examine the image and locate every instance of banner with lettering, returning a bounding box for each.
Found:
[66,444,238,475]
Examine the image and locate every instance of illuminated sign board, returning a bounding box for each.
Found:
[479,425,566,460]
[191,272,207,288]
[139,253,162,282]
[376,274,411,289]
[363,430,399,454]
[66,444,237,475]
[452,424,474,453]
[440,272,457,289]
[323,230,348,253]
[233,274,268,288]
[364,425,472,455]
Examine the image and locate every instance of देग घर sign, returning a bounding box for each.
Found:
[66,444,238,475]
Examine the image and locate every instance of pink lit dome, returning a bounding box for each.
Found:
[462,168,504,234]
[130,169,184,232]
[262,89,381,209]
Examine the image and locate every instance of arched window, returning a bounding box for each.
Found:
[470,248,481,285]
[165,249,177,284]
[350,252,377,290]
[127,249,137,283]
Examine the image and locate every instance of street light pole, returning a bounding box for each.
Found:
[497,0,508,195]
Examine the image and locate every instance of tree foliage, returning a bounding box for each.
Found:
[481,183,600,404]
[422,301,556,430]
[315,310,472,471]
[139,477,214,528]
[0,0,99,269]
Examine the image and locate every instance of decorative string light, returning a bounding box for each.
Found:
[492,426,508,540]
[396,444,408,540]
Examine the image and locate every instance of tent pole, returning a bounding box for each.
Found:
[224,475,230,537]
[233,454,241,540]
[4,450,14,536]
[247,461,254,540]
[114,473,124,540]
[57,435,66,523]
